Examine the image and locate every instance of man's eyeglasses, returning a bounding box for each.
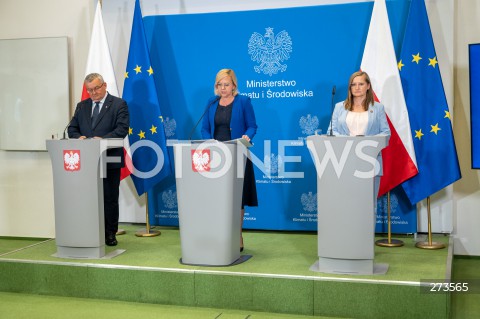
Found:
[86,82,105,93]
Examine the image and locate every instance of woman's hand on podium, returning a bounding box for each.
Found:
[242,135,250,142]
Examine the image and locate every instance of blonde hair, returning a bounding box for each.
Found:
[344,71,374,111]
[214,69,238,96]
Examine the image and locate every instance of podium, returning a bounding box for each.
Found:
[46,138,124,259]
[173,140,247,266]
[306,135,388,274]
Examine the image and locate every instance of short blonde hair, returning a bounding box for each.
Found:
[214,69,238,96]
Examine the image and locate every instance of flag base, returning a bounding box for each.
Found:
[415,241,445,250]
[376,238,404,247]
[135,228,161,237]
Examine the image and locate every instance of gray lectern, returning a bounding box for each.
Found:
[46,138,123,259]
[307,135,389,275]
[173,140,248,266]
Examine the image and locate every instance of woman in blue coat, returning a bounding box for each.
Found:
[329,71,391,197]
[330,71,390,137]
[201,69,258,252]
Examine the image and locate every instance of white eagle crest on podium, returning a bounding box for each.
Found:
[192,149,210,172]
[64,150,80,171]
[248,27,292,76]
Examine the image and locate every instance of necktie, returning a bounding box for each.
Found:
[91,102,100,128]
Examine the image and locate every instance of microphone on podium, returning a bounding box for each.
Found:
[328,85,336,136]
[188,96,220,140]
[62,105,80,140]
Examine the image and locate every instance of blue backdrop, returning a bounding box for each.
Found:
[143,1,417,232]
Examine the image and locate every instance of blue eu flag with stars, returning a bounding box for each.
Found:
[123,0,171,196]
[399,0,461,204]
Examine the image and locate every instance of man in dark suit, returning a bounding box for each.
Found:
[68,73,129,246]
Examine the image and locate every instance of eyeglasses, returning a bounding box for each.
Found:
[86,82,105,93]
[216,82,232,88]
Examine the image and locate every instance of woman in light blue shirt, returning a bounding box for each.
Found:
[329,71,391,198]
[330,71,390,137]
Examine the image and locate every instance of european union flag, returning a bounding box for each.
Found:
[399,0,461,204]
[123,0,171,196]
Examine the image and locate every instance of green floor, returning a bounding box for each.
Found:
[451,256,480,319]
[0,292,340,319]
[0,224,450,282]
[1,225,478,318]
[0,258,480,319]
[0,255,478,319]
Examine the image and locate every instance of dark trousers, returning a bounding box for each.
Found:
[103,168,121,236]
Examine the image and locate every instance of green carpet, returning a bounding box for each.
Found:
[0,224,453,318]
[0,236,47,255]
[0,224,450,281]
[451,256,480,319]
[0,291,341,319]
[1,256,478,319]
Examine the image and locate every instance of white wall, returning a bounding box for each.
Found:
[1,0,477,256]
[452,0,480,256]
[0,0,92,237]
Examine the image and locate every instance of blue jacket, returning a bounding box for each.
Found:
[201,94,258,140]
[328,101,390,176]
[329,101,391,136]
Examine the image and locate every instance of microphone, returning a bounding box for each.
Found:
[188,96,220,140]
[62,105,80,140]
[328,85,336,136]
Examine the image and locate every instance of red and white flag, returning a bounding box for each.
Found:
[82,1,118,99]
[82,1,131,179]
[360,0,418,196]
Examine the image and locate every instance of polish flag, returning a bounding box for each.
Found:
[82,1,118,99]
[82,1,131,179]
[360,0,418,196]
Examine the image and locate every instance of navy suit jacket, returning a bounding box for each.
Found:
[201,95,257,141]
[68,93,129,168]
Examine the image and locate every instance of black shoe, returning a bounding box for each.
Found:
[240,246,244,252]
[105,233,117,246]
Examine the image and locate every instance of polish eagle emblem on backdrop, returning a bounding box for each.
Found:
[63,150,80,171]
[264,153,282,176]
[162,190,177,209]
[377,193,399,215]
[248,27,293,76]
[299,114,320,135]
[191,149,210,172]
[301,192,317,212]
[163,117,176,137]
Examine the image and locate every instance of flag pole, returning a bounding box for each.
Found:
[375,191,404,247]
[135,192,161,237]
[415,196,445,249]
